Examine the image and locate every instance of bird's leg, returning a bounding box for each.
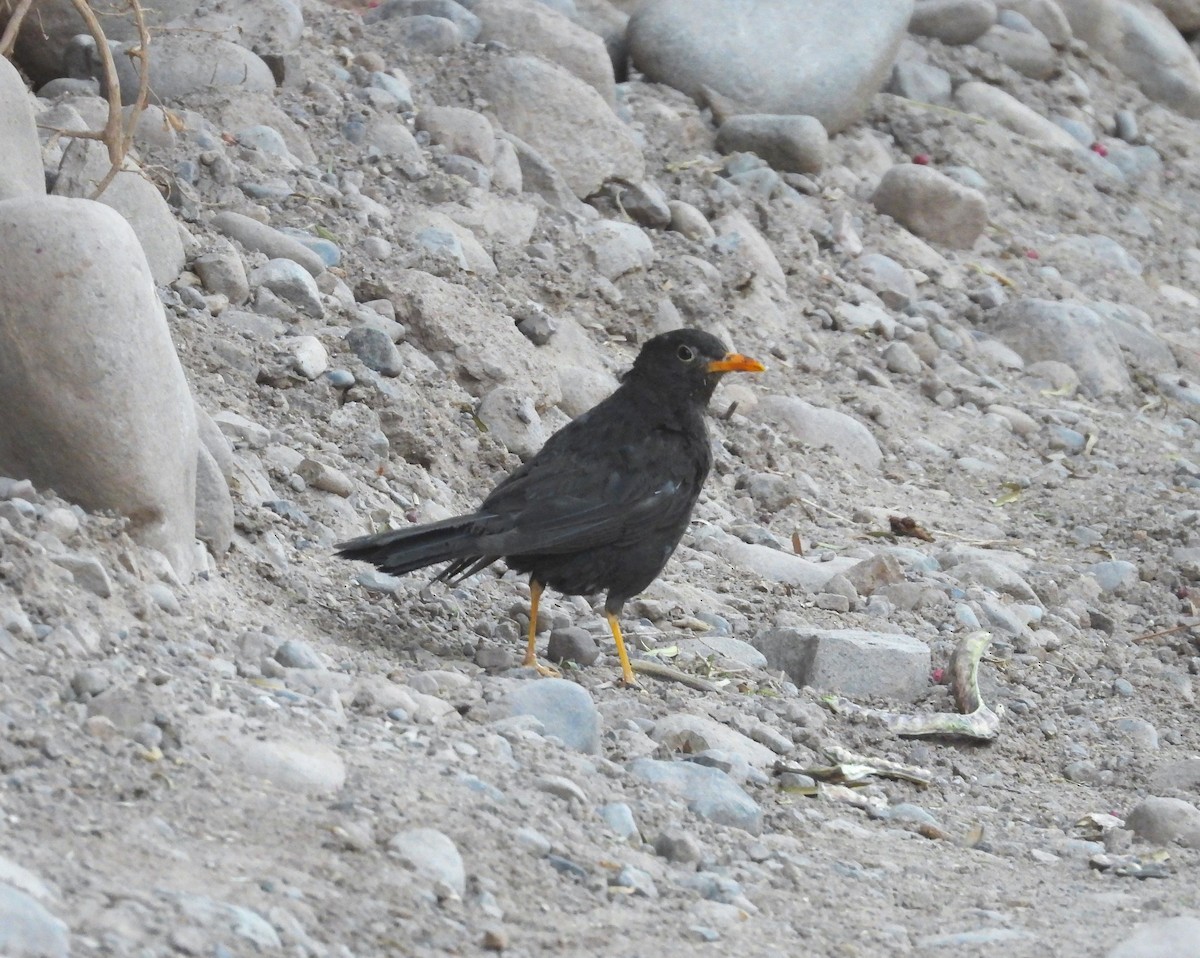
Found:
[605,610,639,687]
[523,578,559,677]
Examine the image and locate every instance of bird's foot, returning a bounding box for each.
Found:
[523,655,561,678]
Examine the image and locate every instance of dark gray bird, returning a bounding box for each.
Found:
[336,328,764,685]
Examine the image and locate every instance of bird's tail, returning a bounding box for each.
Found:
[335,514,495,580]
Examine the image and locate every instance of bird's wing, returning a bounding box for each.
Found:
[474,412,708,556]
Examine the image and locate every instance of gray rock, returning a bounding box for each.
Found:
[0,196,197,577]
[1089,559,1139,592]
[599,179,672,228]
[628,758,762,834]
[599,802,640,840]
[986,299,1132,396]
[388,14,465,51]
[1124,797,1200,848]
[275,638,324,669]
[0,883,69,958]
[415,106,496,164]
[51,139,185,285]
[667,200,715,241]
[1062,0,1200,117]
[675,635,768,670]
[249,259,325,318]
[872,163,988,249]
[547,626,600,666]
[752,395,882,470]
[655,827,706,863]
[51,553,113,597]
[753,627,932,701]
[0,58,44,201]
[889,59,953,104]
[1000,0,1072,44]
[496,679,601,753]
[211,411,270,449]
[110,33,275,104]
[481,55,644,199]
[1108,917,1200,958]
[212,212,326,278]
[883,340,923,374]
[973,24,1057,77]
[200,730,347,793]
[475,0,615,103]
[368,0,482,40]
[476,386,546,458]
[859,253,918,309]
[716,114,828,174]
[346,326,405,377]
[651,714,777,768]
[909,0,998,43]
[194,445,234,556]
[388,828,467,896]
[629,0,913,134]
[955,81,1081,151]
[583,219,655,279]
[193,245,251,304]
[695,529,858,591]
[167,893,282,951]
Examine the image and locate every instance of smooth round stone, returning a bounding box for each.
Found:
[325,369,356,389]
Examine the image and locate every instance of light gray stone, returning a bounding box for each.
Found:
[986,299,1132,396]
[753,627,932,701]
[1125,797,1200,848]
[0,58,44,201]
[51,139,185,285]
[716,114,828,174]
[999,0,1073,44]
[630,0,913,134]
[249,259,324,318]
[212,212,326,278]
[584,219,655,279]
[194,445,234,556]
[1060,0,1200,117]
[872,163,988,249]
[109,33,275,104]
[0,884,69,958]
[909,0,998,43]
[955,81,1082,150]
[974,23,1057,78]
[651,714,777,767]
[480,55,644,199]
[889,59,954,104]
[0,196,197,577]
[477,386,547,459]
[1108,917,1200,958]
[388,827,467,896]
[752,395,882,470]
[475,0,615,103]
[496,679,601,753]
[627,758,762,833]
[415,106,496,164]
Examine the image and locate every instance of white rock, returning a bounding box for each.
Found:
[0,196,197,577]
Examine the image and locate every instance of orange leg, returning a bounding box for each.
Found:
[605,612,638,687]
[522,579,559,677]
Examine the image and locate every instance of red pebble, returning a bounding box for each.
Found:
[1025,249,1040,260]
[913,153,931,165]
[931,667,946,683]
[1090,142,1109,157]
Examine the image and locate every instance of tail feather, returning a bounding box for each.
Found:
[336,514,495,578]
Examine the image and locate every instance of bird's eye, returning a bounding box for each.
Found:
[676,345,695,362]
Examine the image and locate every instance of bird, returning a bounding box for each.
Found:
[336,328,765,685]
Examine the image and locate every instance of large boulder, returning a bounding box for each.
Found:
[1058,0,1200,117]
[0,196,198,577]
[628,0,913,134]
[0,57,44,201]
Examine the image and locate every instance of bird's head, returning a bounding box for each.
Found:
[624,328,765,404]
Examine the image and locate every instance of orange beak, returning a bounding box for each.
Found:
[707,352,765,374]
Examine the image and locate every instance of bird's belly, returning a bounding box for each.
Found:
[506,531,683,603]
